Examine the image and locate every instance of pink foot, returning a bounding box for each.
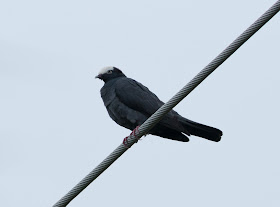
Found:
[123,136,129,148]
[131,126,140,141]
[122,126,141,148]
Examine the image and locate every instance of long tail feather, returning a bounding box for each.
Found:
[181,118,222,142]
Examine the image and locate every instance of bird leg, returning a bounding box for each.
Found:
[122,126,141,148]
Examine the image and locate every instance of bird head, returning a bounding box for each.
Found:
[95,66,126,82]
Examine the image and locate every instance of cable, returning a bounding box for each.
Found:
[53,1,280,206]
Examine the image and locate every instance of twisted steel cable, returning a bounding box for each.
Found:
[53,1,280,206]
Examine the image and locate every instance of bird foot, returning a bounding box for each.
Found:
[123,136,130,148]
[131,126,140,142]
[122,126,141,148]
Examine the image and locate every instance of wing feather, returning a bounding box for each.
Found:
[115,78,188,134]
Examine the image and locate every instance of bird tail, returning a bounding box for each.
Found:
[181,118,222,142]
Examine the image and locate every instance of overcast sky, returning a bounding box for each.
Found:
[1,1,280,206]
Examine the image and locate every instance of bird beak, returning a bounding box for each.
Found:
[95,74,102,79]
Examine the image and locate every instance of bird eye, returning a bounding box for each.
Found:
[107,70,113,74]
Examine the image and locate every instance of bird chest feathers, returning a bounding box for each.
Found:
[100,83,116,107]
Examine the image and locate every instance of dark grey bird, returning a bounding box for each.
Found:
[96,66,222,142]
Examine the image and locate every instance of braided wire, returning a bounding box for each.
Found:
[53,1,280,206]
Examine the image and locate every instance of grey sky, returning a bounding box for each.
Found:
[1,0,279,206]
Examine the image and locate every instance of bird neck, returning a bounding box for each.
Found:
[104,75,126,83]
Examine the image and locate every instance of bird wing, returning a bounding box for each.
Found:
[115,78,163,116]
[115,78,186,133]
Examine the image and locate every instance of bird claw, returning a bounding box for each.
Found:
[122,126,141,148]
[123,136,130,148]
[131,125,140,141]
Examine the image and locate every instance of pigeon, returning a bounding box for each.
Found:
[96,66,222,142]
